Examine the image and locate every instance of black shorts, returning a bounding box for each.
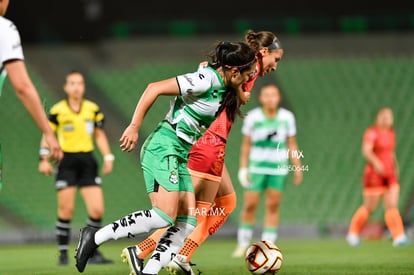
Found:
[55,152,101,190]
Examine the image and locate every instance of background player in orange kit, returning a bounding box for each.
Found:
[346,107,410,247]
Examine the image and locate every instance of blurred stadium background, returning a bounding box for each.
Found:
[1,0,414,244]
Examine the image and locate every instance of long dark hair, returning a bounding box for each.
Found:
[208,41,256,122]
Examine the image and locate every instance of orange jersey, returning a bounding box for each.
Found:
[206,68,259,140]
[363,126,396,176]
[205,110,233,141]
[188,131,226,182]
[187,69,259,180]
[362,126,398,193]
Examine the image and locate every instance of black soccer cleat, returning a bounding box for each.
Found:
[58,250,69,266]
[75,226,99,272]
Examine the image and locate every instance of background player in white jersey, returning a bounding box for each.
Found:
[0,0,62,162]
[233,83,303,257]
[75,41,257,274]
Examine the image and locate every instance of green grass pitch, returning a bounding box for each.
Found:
[0,238,413,274]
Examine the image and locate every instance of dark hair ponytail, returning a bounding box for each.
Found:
[216,86,241,122]
[244,30,282,53]
[208,41,255,122]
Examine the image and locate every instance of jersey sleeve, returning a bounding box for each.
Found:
[176,67,213,97]
[90,101,104,128]
[95,110,104,128]
[48,104,59,131]
[0,19,24,65]
[241,110,254,136]
[363,127,377,145]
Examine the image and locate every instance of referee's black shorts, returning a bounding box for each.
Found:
[55,152,101,190]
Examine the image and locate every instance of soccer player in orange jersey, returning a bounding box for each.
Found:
[120,30,284,275]
[346,107,409,247]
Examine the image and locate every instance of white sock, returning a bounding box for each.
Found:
[143,221,195,274]
[237,224,254,248]
[261,228,278,244]
[393,234,408,243]
[134,245,143,255]
[94,209,172,245]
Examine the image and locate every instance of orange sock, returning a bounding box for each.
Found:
[179,193,237,261]
[206,192,236,237]
[137,227,167,259]
[385,208,405,240]
[179,238,199,259]
[348,206,369,235]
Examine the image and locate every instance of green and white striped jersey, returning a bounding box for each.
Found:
[242,107,297,175]
[167,65,226,144]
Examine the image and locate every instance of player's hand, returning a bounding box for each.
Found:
[239,91,251,105]
[293,169,303,185]
[119,125,138,152]
[199,61,208,68]
[372,159,385,175]
[44,133,63,162]
[38,160,54,176]
[238,167,252,188]
[102,159,113,175]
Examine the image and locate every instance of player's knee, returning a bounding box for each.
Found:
[266,201,280,212]
[89,210,104,219]
[244,202,258,213]
[159,207,178,221]
[363,205,376,214]
[58,207,74,219]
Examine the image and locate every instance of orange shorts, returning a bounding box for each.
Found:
[363,166,399,195]
[187,131,226,182]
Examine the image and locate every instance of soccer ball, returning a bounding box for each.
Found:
[245,240,283,274]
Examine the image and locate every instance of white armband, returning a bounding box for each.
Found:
[39,148,50,156]
[103,154,115,161]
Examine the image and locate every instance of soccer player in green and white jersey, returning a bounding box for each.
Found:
[0,0,62,188]
[75,41,257,275]
[233,83,304,257]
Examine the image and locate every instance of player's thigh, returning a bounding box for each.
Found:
[215,164,235,197]
[189,138,226,199]
[363,193,381,212]
[193,175,220,203]
[265,188,283,209]
[57,187,77,217]
[149,185,180,219]
[178,190,196,216]
[57,186,77,206]
[243,191,262,210]
[383,186,400,209]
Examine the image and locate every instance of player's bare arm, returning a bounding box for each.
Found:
[119,78,180,152]
[6,60,63,161]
